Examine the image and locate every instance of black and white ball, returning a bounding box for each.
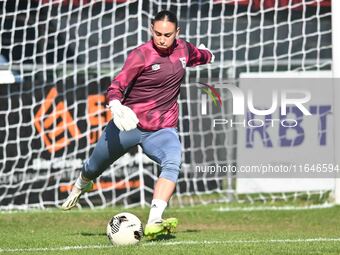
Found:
[106,212,143,245]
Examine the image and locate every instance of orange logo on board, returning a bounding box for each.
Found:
[34,87,111,153]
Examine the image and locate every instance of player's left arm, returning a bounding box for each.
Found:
[186,42,215,67]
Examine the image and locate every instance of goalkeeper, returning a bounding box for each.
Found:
[62,10,214,238]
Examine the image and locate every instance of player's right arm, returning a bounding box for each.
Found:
[107,49,145,131]
[107,49,145,101]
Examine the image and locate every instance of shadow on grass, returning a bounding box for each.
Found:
[79,232,107,236]
[144,229,200,242]
[181,229,200,233]
[145,234,176,242]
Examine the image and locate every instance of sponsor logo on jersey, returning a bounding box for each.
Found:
[152,64,160,71]
[179,57,186,68]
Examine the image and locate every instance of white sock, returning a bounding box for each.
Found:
[74,173,90,190]
[147,199,167,224]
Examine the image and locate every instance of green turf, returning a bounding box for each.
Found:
[1,205,340,254]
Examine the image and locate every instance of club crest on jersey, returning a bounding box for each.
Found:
[152,64,160,71]
[179,57,186,68]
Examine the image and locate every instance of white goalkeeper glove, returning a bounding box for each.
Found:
[108,100,139,131]
[198,43,215,63]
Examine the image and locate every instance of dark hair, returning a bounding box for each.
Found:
[152,10,178,28]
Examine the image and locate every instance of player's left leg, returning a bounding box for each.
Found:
[140,128,181,238]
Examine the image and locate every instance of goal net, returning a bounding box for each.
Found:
[0,0,334,210]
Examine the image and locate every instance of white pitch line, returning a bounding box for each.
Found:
[1,238,340,253]
[0,245,113,253]
[144,238,340,246]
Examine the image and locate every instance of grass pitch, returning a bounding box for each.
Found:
[1,204,340,254]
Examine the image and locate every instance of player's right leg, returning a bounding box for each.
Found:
[61,121,141,210]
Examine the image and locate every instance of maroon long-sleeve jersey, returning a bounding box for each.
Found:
[107,39,212,131]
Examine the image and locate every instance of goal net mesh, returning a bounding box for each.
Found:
[0,0,333,209]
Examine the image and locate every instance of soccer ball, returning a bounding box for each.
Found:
[106,212,143,245]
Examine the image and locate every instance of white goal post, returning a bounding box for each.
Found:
[331,0,340,204]
[0,0,337,209]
